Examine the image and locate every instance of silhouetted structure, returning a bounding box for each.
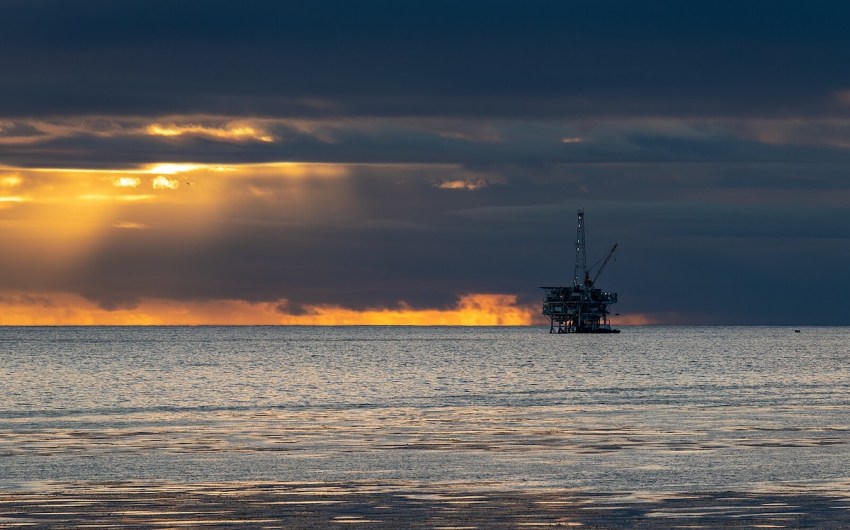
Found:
[541,210,619,333]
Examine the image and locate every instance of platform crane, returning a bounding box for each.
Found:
[541,210,619,333]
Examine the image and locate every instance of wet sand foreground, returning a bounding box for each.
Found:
[2,482,850,529]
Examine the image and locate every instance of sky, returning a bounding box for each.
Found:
[2,1,850,325]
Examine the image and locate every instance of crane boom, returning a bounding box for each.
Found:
[591,243,618,286]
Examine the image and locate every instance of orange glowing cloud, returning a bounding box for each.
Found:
[0,293,536,326]
[435,179,489,191]
[0,161,354,277]
[0,161,347,215]
[145,123,275,142]
[290,294,535,326]
[113,176,141,188]
[152,175,180,189]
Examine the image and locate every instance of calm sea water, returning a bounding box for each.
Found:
[1,326,848,494]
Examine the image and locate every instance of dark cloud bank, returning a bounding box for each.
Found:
[3,1,850,324]
[3,0,850,119]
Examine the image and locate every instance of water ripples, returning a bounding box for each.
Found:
[1,326,848,494]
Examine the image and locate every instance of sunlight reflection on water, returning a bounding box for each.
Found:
[1,326,848,494]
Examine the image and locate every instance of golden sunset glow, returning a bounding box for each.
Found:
[0,162,327,287]
[435,179,489,191]
[294,294,535,326]
[0,159,636,326]
[0,293,536,326]
[1,174,23,187]
[113,176,141,188]
[112,221,149,230]
[144,163,210,175]
[152,175,180,189]
[145,123,275,142]
[78,193,156,202]
[0,162,348,207]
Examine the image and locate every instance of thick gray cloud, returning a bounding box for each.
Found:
[6,118,850,169]
[2,1,850,324]
[2,1,850,119]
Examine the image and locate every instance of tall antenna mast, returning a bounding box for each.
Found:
[573,209,587,286]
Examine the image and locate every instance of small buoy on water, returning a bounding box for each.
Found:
[794,329,801,333]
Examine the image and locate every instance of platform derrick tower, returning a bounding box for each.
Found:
[541,210,619,333]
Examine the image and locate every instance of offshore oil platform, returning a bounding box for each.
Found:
[541,210,619,333]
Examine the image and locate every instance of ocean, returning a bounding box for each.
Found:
[1,326,849,527]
